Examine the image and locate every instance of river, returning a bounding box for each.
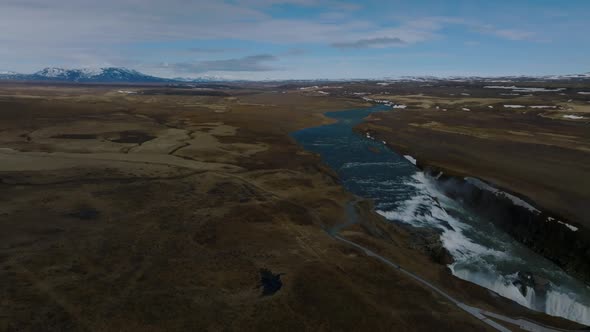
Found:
[292,106,590,326]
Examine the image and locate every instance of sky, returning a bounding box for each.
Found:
[1,0,589,79]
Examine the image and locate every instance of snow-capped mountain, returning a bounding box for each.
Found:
[1,67,589,83]
[547,72,590,80]
[172,75,228,82]
[0,71,26,80]
[29,67,171,83]
[0,67,229,83]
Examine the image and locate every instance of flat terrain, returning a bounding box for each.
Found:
[0,83,582,331]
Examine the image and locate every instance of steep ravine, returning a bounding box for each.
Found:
[293,105,590,325]
[356,126,590,286]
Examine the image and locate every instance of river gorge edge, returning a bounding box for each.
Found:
[355,125,590,287]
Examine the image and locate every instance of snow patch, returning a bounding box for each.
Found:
[465,177,540,213]
[298,85,319,90]
[562,115,585,120]
[36,67,67,77]
[485,86,565,92]
[530,105,556,109]
[403,155,417,165]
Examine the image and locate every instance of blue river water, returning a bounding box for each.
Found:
[292,106,590,325]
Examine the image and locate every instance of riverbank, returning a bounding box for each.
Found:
[356,107,590,285]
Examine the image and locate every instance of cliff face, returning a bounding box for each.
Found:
[355,106,590,285]
[355,107,590,229]
[428,170,590,284]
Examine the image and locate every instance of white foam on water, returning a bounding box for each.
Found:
[578,92,590,95]
[450,250,590,325]
[545,290,590,325]
[504,104,526,108]
[376,172,590,325]
[340,161,406,169]
[377,194,431,227]
[378,173,507,261]
[450,268,532,307]
[440,223,508,263]
[353,178,405,186]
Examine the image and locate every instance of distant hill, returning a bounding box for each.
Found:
[0,71,25,81]
[0,68,237,83]
[0,67,206,83]
[26,67,170,83]
[1,67,589,83]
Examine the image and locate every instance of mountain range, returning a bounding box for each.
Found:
[0,67,229,83]
[0,67,173,83]
[1,67,589,83]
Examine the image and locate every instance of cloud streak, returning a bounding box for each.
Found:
[331,37,406,49]
[160,54,279,74]
[187,47,241,54]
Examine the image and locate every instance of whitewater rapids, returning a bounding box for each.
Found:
[377,172,590,325]
[292,106,590,326]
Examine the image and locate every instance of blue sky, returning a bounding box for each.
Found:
[1,0,589,79]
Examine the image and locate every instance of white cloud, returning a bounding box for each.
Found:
[490,29,535,41]
[0,1,546,77]
[159,54,279,73]
[473,24,535,41]
[332,37,406,49]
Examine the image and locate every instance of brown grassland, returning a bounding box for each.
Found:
[0,83,584,331]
